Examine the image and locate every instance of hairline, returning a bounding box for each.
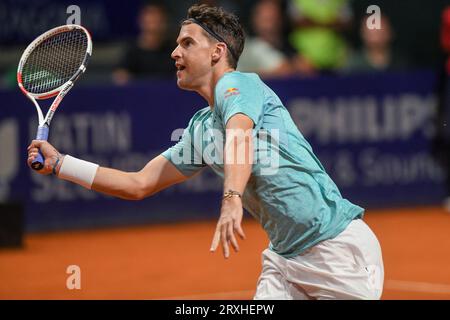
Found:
[181,20,218,43]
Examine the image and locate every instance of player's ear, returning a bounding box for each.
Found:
[211,43,227,63]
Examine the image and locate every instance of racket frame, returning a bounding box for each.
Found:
[17,24,92,170]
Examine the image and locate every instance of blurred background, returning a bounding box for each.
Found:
[1,0,450,300]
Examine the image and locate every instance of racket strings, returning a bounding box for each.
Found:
[22,30,88,95]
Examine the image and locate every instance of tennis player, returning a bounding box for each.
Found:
[27,4,384,299]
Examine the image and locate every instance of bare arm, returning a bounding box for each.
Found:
[91,155,188,200]
[27,140,188,200]
[210,113,253,258]
[222,114,253,197]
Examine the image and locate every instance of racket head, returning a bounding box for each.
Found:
[17,24,92,100]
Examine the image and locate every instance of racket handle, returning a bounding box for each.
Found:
[31,125,49,171]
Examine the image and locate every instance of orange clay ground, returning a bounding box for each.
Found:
[1,207,449,300]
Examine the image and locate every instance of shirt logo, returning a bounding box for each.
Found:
[224,87,240,98]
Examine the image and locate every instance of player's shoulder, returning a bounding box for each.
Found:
[216,71,261,95]
[216,71,261,90]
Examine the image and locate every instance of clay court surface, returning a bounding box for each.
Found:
[1,207,449,300]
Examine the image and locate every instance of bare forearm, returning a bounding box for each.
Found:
[53,154,187,201]
[223,114,255,194]
[224,134,253,194]
[52,154,146,200]
[92,167,147,200]
[224,163,251,194]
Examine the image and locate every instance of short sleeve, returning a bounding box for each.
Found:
[214,73,264,127]
[161,115,206,177]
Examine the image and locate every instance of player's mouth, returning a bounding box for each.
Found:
[175,63,186,76]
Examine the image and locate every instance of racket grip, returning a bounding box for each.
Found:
[31,125,49,171]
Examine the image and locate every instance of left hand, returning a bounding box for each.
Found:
[210,196,246,259]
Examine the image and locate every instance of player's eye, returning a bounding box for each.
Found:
[183,39,193,48]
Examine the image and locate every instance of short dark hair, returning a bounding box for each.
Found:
[182,4,245,69]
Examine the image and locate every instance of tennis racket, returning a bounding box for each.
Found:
[17,24,92,171]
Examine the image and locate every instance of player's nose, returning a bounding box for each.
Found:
[171,45,181,60]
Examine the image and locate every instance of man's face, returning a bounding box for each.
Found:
[139,6,167,35]
[253,1,281,36]
[361,17,392,48]
[171,23,216,90]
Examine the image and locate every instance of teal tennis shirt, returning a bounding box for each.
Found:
[162,71,363,258]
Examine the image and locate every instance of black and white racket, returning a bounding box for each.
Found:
[17,24,92,170]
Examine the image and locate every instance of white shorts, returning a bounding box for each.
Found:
[254,219,384,300]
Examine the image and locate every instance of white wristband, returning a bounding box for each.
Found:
[58,155,99,190]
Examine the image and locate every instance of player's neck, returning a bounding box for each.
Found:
[197,66,235,108]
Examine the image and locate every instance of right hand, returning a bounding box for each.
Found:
[27,140,62,175]
[210,196,246,259]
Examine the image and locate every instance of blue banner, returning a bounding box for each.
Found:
[0,71,445,231]
[0,0,140,44]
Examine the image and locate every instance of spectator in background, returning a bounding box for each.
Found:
[238,0,295,78]
[432,6,450,211]
[342,14,410,73]
[288,0,352,73]
[113,2,174,85]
